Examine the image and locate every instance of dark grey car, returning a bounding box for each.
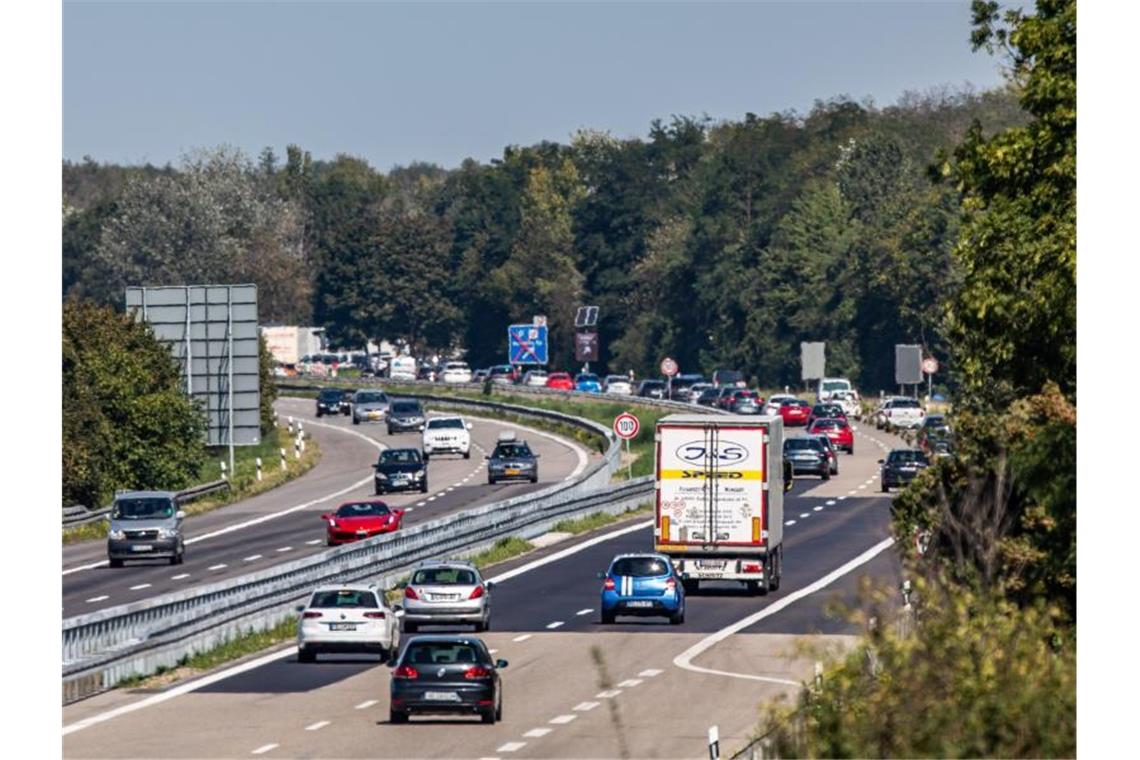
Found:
[387,399,426,435]
[106,491,185,567]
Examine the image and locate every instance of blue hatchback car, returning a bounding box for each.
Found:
[575,372,603,393]
[599,553,685,625]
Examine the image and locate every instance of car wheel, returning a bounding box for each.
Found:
[343,409,350,416]
[495,695,502,722]
[488,476,496,485]
[374,485,383,495]
[378,647,390,664]
[463,450,471,460]
[422,453,429,463]
[473,619,485,632]
[170,550,183,566]
[821,468,830,481]
[848,446,854,455]
[481,709,496,725]
[420,481,428,493]
[669,608,685,625]
[881,482,890,493]
[601,610,615,624]
[770,548,782,591]
[387,427,393,436]
[298,649,316,663]
[389,709,408,724]
[530,475,538,483]
[108,557,123,569]
[316,410,323,418]
[352,417,359,426]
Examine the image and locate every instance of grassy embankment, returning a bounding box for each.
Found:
[63,424,321,545]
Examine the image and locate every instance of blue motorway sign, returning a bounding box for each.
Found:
[508,324,549,365]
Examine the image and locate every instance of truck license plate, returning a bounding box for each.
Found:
[696,560,725,570]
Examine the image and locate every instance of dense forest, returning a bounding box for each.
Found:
[63,85,1026,392]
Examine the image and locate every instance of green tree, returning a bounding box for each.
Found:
[258,333,277,436]
[63,302,206,508]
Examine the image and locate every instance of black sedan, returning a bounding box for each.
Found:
[315,388,350,417]
[389,636,507,724]
[373,448,428,494]
[637,379,667,399]
[783,437,831,480]
[487,435,539,485]
[387,399,426,435]
[880,449,930,492]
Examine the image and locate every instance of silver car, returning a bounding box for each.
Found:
[401,560,493,633]
[106,491,185,567]
[352,390,390,425]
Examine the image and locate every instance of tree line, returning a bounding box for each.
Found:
[64,86,1026,392]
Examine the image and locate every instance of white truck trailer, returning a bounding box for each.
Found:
[654,414,789,594]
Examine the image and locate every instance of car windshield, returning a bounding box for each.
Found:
[611,557,670,577]
[111,497,175,520]
[309,589,379,609]
[427,418,465,429]
[784,439,822,451]
[412,567,478,585]
[888,451,930,464]
[379,449,421,464]
[336,502,391,517]
[390,402,420,414]
[404,642,484,666]
[356,392,386,403]
[494,444,531,458]
[549,373,569,380]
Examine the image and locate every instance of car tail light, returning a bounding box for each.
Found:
[302,611,322,619]
[743,563,762,573]
[665,577,676,590]
[392,665,419,679]
[363,611,386,619]
[463,666,492,679]
[468,585,485,600]
[404,586,419,600]
[603,576,615,591]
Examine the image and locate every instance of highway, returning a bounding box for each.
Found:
[63,421,907,759]
[62,397,593,617]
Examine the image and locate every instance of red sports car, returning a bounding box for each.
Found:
[546,372,574,391]
[807,418,854,454]
[321,500,405,546]
[778,399,811,426]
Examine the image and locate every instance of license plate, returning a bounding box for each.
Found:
[328,623,357,631]
[130,545,153,552]
[696,560,725,569]
[424,691,460,702]
[505,468,520,476]
[626,600,653,608]
[369,412,380,418]
[430,594,459,601]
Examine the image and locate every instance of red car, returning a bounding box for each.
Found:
[321,500,405,546]
[807,418,854,454]
[546,372,574,391]
[778,399,811,426]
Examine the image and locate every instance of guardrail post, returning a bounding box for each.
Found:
[287,416,294,435]
[280,447,287,471]
[298,423,306,452]
[255,457,262,482]
[294,437,301,460]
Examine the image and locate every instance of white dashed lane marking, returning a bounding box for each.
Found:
[416,501,426,507]
[171,573,190,580]
[785,520,796,526]
[305,721,329,731]
[574,701,600,711]
[305,539,322,545]
[596,689,622,698]
[576,608,592,616]
[639,668,663,677]
[799,513,809,519]
[355,700,377,710]
[512,634,532,642]
[276,546,292,552]
[813,506,823,512]
[489,649,499,654]
[524,728,552,738]
[546,621,564,629]
[858,484,868,490]
[549,714,578,725]
[826,500,836,505]
[85,596,109,603]
[617,678,643,688]
[428,496,437,502]
[208,564,227,571]
[497,742,526,753]
[251,745,278,755]
[243,555,262,562]
[129,584,151,591]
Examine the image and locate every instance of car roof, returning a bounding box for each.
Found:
[401,635,487,646]
[114,490,178,499]
[414,558,477,569]
[310,583,379,594]
[610,552,671,562]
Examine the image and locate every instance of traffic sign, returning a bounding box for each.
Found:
[660,356,679,377]
[575,331,599,362]
[575,306,599,327]
[613,412,640,440]
[922,357,939,375]
[508,324,548,365]
[533,315,547,327]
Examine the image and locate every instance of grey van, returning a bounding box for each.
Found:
[106,491,185,567]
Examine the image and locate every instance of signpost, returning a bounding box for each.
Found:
[508,324,549,365]
[613,412,640,480]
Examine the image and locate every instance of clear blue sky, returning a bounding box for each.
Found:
[63,1,1014,170]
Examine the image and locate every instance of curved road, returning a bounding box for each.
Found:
[62,397,593,616]
[64,421,910,758]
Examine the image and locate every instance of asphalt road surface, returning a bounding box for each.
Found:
[63,421,910,758]
[62,397,592,617]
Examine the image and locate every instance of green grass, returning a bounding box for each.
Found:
[63,425,321,545]
[552,505,653,535]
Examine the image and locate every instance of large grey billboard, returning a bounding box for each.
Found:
[801,341,826,381]
[125,285,261,447]
[895,344,924,386]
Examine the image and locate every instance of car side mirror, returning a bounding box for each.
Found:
[596,571,606,579]
[466,423,473,430]
[176,510,186,520]
[533,454,541,458]
[484,581,494,591]
[294,605,305,613]
[485,455,491,460]
[320,513,330,521]
[496,659,509,669]
[877,459,885,464]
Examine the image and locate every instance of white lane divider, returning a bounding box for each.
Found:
[85,595,109,603]
[304,539,322,545]
[208,564,227,571]
[838,496,847,501]
[673,536,896,685]
[427,496,437,502]
[305,721,329,731]
[243,555,262,562]
[858,484,867,490]
[416,501,426,507]
[576,608,592,616]
[497,742,526,753]
[616,678,643,688]
[546,621,564,629]
[171,573,190,580]
[785,520,796,526]
[251,744,278,755]
[549,715,577,725]
[573,701,599,711]
[276,546,292,552]
[523,728,552,738]
[129,584,151,591]
[799,513,809,519]
[489,649,499,654]
[813,506,823,512]
[512,634,532,642]
[596,689,621,698]
[639,668,663,677]
[826,500,836,506]
[355,700,377,710]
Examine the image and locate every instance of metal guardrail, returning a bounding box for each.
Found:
[62,480,231,528]
[62,395,653,703]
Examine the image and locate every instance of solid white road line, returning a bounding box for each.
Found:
[573,701,599,711]
[208,564,227,571]
[546,621,564,629]
[512,634,532,642]
[838,496,847,501]
[243,555,262,562]
[305,721,329,731]
[497,742,527,753]
[576,608,592,616]
[251,744,278,755]
[171,573,190,580]
[129,584,151,591]
[673,536,896,685]
[616,678,643,688]
[487,520,652,586]
[427,496,437,502]
[639,669,663,677]
[355,700,378,710]
[549,715,578,725]
[596,689,621,698]
[523,728,553,738]
[85,596,109,603]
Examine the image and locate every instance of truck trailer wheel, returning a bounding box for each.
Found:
[770,548,782,591]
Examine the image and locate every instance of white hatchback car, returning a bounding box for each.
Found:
[441,362,473,383]
[603,375,633,395]
[296,584,401,662]
[423,416,473,460]
[764,394,797,416]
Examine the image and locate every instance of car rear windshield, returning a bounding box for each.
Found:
[822,381,850,391]
[782,399,808,408]
[611,557,670,577]
[577,374,599,382]
[643,380,665,388]
[318,390,343,399]
[605,376,626,383]
[356,392,386,403]
[390,402,420,413]
[427,418,464,429]
[404,642,484,666]
[494,444,531,458]
[111,498,175,520]
[715,370,743,383]
[309,589,379,609]
[336,502,391,517]
[812,419,847,430]
[891,399,921,408]
[888,450,929,464]
[784,439,823,451]
[379,449,421,464]
[412,567,478,585]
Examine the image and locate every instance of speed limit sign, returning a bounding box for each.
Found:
[922,357,939,375]
[613,412,640,440]
[660,357,679,377]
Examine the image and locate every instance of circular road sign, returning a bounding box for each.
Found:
[660,356,679,377]
[613,412,641,440]
[922,357,939,375]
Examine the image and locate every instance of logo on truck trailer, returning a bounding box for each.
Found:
[675,441,749,464]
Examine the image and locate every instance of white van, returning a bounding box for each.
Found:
[817,377,853,402]
[389,355,417,381]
